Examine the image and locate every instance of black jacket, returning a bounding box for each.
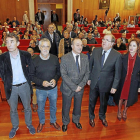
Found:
[0,50,33,100]
[51,14,59,22]
[35,12,45,24]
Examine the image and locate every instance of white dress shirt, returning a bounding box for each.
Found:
[72,51,81,67]
[102,48,112,65]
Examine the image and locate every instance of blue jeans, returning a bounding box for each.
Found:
[36,86,57,124]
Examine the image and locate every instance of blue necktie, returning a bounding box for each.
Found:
[76,55,80,73]
[101,51,106,68]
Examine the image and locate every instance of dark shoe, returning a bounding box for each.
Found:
[117,111,122,121]
[62,125,67,132]
[37,123,44,133]
[50,122,61,130]
[27,125,36,134]
[72,121,82,129]
[89,119,95,127]
[9,127,19,139]
[107,100,116,106]
[100,119,108,127]
[122,111,127,121]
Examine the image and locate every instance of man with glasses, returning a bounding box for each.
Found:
[87,34,122,127]
[30,38,61,132]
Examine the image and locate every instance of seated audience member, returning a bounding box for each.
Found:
[12,16,20,25]
[11,22,17,28]
[128,33,136,43]
[120,33,128,44]
[13,30,20,40]
[0,50,2,55]
[66,24,77,38]
[33,21,39,30]
[53,24,61,38]
[0,24,3,30]
[87,33,97,44]
[94,21,100,27]
[113,13,121,23]
[122,19,128,25]
[120,25,129,33]
[36,25,43,35]
[26,23,33,34]
[98,18,105,27]
[4,27,10,35]
[19,21,26,28]
[111,27,119,33]
[6,18,12,26]
[74,28,80,37]
[113,38,126,50]
[93,29,100,38]
[16,27,22,35]
[2,22,9,28]
[127,21,135,28]
[136,30,140,38]
[71,20,74,26]
[106,18,113,26]
[73,22,80,30]
[81,29,88,38]
[80,26,84,32]
[29,40,40,53]
[82,39,90,52]
[63,22,69,31]
[58,30,73,58]
[1,31,7,46]
[87,26,94,34]
[80,15,84,24]
[22,30,30,39]
[30,30,40,40]
[84,18,88,27]
[103,25,111,34]
[78,32,84,40]
[27,47,38,59]
[112,22,120,30]
[92,15,98,25]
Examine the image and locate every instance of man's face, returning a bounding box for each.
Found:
[71,39,83,54]
[67,25,72,32]
[30,41,35,47]
[13,22,16,27]
[27,48,34,56]
[79,33,84,39]
[64,32,69,38]
[53,11,56,14]
[48,25,54,34]
[38,9,41,13]
[88,34,92,40]
[39,41,51,56]
[102,35,113,51]
[94,30,98,35]
[122,34,126,38]
[6,37,19,52]
[82,40,87,46]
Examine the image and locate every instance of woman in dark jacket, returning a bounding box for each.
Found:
[114,39,140,121]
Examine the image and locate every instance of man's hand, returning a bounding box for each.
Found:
[75,86,82,92]
[42,81,50,87]
[110,88,117,94]
[87,80,91,86]
[138,88,140,92]
[50,79,56,87]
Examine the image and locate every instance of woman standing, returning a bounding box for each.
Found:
[114,39,140,121]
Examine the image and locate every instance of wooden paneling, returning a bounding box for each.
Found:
[0,0,29,25]
[37,0,63,3]
[73,0,140,23]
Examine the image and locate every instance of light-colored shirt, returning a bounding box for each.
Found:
[102,48,112,65]
[72,51,81,66]
[49,33,53,42]
[127,24,135,28]
[103,29,111,34]
[38,12,41,21]
[9,51,27,85]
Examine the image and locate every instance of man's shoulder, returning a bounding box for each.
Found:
[61,52,72,60]
[111,49,121,56]
[0,52,9,61]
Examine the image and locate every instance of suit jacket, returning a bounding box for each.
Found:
[74,13,80,22]
[114,53,140,107]
[51,13,59,22]
[60,52,90,96]
[89,47,122,92]
[120,37,128,44]
[0,50,33,100]
[35,12,45,24]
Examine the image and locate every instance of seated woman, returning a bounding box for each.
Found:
[36,25,43,35]
[114,39,140,121]
[84,18,88,27]
[16,27,22,35]
[87,26,94,34]
[13,30,20,40]
[58,30,73,58]
[19,21,26,28]
[111,27,119,33]
[4,27,10,35]
[113,38,126,50]
[22,30,30,39]
[2,22,9,28]
[26,23,33,34]
[103,25,111,34]
[1,31,7,46]
[30,30,40,40]
[128,33,136,43]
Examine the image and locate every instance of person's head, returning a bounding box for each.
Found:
[131,33,135,39]
[53,10,56,14]
[2,31,6,37]
[78,32,84,39]
[32,30,37,35]
[16,27,20,32]
[107,26,111,31]
[37,25,41,30]
[29,40,36,47]
[21,21,25,25]
[74,28,80,34]
[27,47,34,56]
[5,33,19,52]
[39,38,51,57]
[0,50,2,55]
[75,22,78,27]
[116,13,119,17]
[76,9,80,13]
[67,24,73,32]
[63,30,70,39]
[12,22,16,27]
[13,17,16,21]
[122,33,126,38]
[4,22,7,27]
[13,30,17,35]
[38,9,41,13]
[24,30,29,36]
[71,38,83,54]
[94,29,98,35]
[127,39,140,56]
[52,23,56,30]
[81,29,86,34]
[24,11,28,14]
[87,33,92,40]
[48,23,54,34]
[113,27,118,32]
[123,25,127,30]
[102,34,115,51]
[82,39,87,46]
[117,38,122,45]
[89,26,93,31]
[131,20,134,25]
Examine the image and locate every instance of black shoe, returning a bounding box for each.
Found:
[89,119,95,127]
[72,121,82,129]
[62,125,67,132]
[100,119,108,127]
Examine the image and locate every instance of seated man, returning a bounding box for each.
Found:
[113,38,126,51]
[12,17,20,26]
[30,38,61,132]
[92,29,100,38]
[120,33,128,44]
[11,22,17,28]
[120,25,129,33]
[78,32,84,40]
[29,40,40,53]
[127,21,135,28]
[82,39,90,52]
[87,33,97,44]
[103,26,111,34]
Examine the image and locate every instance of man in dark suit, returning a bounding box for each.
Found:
[120,33,128,44]
[120,25,129,33]
[0,33,35,138]
[60,38,89,132]
[35,9,45,25]
[74,9,80,23]
[88,34,122,127]
[41,23,60,56]
[113,13,121,23]
[51,10,59,27]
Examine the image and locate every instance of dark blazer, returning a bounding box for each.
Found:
[35,12,45,24]
[74,13,80,22]
[89,47,122,92]
[60,52,89,96]
[120,37,128,44]
[113,43,126,50]
[51,13,59,22]
[114,53,140,107]
[0,50,33,100]
[113,16,121,23]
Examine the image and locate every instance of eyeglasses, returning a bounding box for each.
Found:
[102,39,112,42]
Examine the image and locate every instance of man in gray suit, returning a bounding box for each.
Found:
[60,38,89,132]
[87,34,122,127]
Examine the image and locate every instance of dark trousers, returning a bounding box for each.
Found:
[89,82,109,120]
[62,91,83,125]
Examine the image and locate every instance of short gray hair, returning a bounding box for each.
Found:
[39,38,51,47]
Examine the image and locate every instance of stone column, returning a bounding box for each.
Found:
[29,0,35,24]
[67,0,73,23]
